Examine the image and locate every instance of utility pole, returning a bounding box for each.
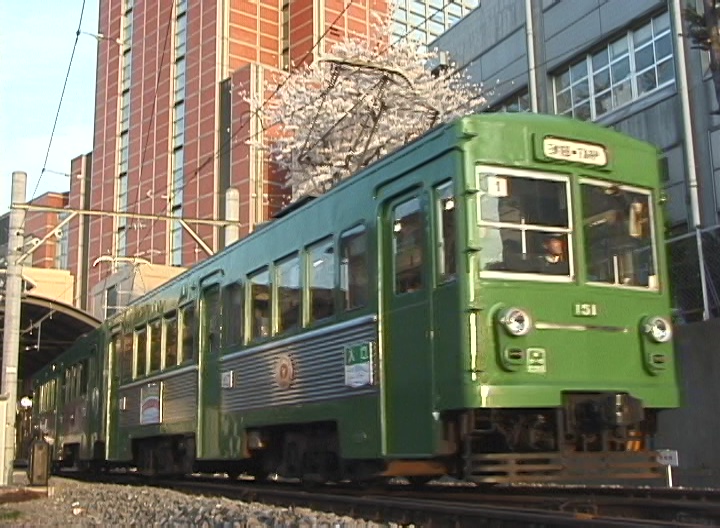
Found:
[525,0,548,113]
[671,0,709,319]
[1,171,26,486]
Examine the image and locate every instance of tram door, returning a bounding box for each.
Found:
[381,190,435,456]
[197,282,222,458]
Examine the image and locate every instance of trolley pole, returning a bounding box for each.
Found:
[1,171,27,486]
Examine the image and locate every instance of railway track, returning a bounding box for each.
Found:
[54,471,720,527]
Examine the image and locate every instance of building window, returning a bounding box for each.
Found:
[169,147,183,265]
[176,0,186,17]
[170,148,184,206]
[553,12,674,121]
[122,8,133,47]
[392,0,479,47]
[116,172,129,257]
[173,102,185,145]
[170,216,182,266]
[174,57,185,102]
[106,285,119,318]
[120,92,130,131]
[121,50,132,92]
[281,0,290,70]
[492,91,530,113]
[118,131,129,173]
[175,13,187,59]
[55,212,69,270]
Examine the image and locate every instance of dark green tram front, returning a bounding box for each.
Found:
[410,115,679,483]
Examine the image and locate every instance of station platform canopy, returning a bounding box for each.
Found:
[0,268,100,382]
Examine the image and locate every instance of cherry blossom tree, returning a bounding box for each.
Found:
[246,10,485,201]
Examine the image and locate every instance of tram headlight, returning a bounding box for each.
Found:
[499,307,532,337]
[643,316,672,343]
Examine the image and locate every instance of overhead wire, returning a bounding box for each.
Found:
[142,0,358,245]
[29,0,88,209]
[108,1,481,260]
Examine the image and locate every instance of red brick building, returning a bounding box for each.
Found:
[78,0,388,313]
[0,191,70,270]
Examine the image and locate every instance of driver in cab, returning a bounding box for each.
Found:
[539,235,569,275]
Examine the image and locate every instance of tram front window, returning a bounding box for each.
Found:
[477,171,572,278]
[581,182,657,288]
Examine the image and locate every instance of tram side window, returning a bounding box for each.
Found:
[223,283,244,348]
[135,326,148,378]
[436,181,457,281]
[308,237,335,323]
[204,286,222,355]
[393,197,424,294]
[340,226,369,310]
[120,333,133,383]
[80,358,89,396]
[277,254,301,334]
[165,311,179,368]
[250,268,272,339]
[62,368,70,403]
[149,319,162,373]
[180,304,196,363]
[87,355,96,395]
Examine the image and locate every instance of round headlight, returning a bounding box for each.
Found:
[499,307,532,336]
[644,316,672,343]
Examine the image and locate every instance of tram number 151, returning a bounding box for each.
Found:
[573,303,598,317]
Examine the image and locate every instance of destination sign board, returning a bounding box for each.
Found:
[543,137,608,166]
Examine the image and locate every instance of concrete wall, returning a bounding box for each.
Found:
[656,319,720,487]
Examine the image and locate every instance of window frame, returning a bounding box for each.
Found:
[135,324,148,378]
[148,318,163,374]
[222,282,245,349]
[306,236,337,325]
[179,302,196,364]
[163,310,179,368]
[552,11,674,121]
[476,165,575,283]
[579,177,659,292]
[275,253,302,335]
[339,223,370,311]
[392,195,426,295]
[248,266,272,341]
[435,180,458,283]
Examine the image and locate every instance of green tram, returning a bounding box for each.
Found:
[32,113,679,484]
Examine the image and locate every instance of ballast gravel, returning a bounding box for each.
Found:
[0,473,405,527]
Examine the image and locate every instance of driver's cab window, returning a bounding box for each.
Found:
[580,181,656,288]
[477,168,572,278]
